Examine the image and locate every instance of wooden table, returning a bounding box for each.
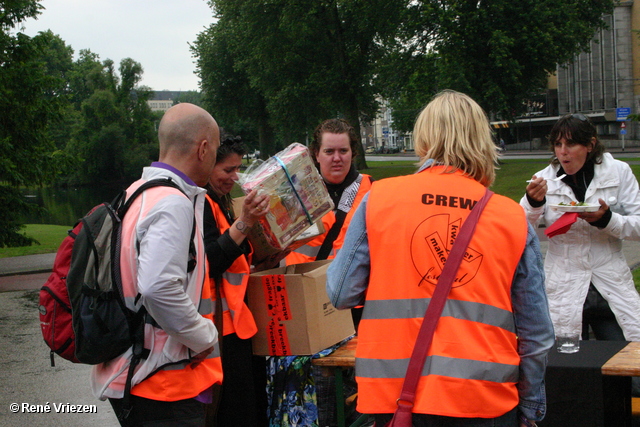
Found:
[602,341,640,376]
[313,337,357,369]
[314,338,640,427]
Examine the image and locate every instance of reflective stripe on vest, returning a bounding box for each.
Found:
[357,168,527,417]
[286,174,372,265]
[361,298,515,333]
[121,296,213,318]
[356,355,518,382]
[206,195,257,339]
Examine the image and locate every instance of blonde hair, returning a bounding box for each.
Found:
[413,90,498,187]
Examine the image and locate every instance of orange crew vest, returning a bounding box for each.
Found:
[205,195,258,339]
[286,174,372,265]
[356,167,528,418]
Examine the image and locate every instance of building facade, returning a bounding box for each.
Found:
[490,2,640,150]
[146,91,185,112]
[556,1,636,144]
[361,99,413,153]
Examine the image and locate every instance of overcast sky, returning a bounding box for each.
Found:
[20,0,215,91]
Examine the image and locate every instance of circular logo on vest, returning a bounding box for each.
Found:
[38,305,47,316]
[410,213,483,288]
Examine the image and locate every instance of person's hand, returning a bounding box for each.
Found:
[518,413,538,427]
[526,176,547,202]
[579,198,609,223]
[239,189,269,227]
[190,346,214,368]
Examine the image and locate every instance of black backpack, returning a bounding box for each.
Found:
[39,177,195,421]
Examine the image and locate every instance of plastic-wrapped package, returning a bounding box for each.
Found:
[236,143,334,252]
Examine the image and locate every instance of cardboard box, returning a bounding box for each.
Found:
[237,143,334,251]
[233,197,325,264]
[247,260,355,356]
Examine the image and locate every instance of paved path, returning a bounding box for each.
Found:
[0,253,56,277]
[0,291,116,427]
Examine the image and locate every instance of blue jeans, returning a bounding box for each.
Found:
[373,407,518,427]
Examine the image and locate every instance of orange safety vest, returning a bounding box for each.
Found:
[132,275,223,401]
[356,167,527,418]
[286,174,372,265]
[93,178,223,402]
[205,195,258,339]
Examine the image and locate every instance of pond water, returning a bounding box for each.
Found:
[20,186,122,226]
[20,184,246,226]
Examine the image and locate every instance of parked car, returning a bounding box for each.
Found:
[374,146,400,154]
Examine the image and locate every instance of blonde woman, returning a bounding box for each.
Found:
[327,90,554,427]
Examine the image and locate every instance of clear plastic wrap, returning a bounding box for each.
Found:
[236,143,334,251]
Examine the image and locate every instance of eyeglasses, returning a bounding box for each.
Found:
[571,113,588,122]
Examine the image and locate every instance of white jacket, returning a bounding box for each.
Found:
[520,153,640,340]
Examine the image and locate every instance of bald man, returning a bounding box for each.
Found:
[92,103,223,426]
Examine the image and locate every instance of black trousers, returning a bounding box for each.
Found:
[581,283,625,341]
[214,333,268,426]
[109,395,205,427]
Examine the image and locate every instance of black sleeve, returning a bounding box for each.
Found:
[203,200,249,279]
[589,207,612,229]
[526,193,546,208]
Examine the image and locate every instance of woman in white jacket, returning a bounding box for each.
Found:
[520,113,640,343]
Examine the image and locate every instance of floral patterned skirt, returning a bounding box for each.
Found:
[266,336,355,427]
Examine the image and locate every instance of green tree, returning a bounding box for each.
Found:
[198,0,408,168]
[173,90,204,106]
[68,49,110,109]
[193,20,275,158]
[63,53,156,186]
[383,0,615,121]
[0,1,72,247]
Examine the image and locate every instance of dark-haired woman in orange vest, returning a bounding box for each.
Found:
[327,91,555,427]
[203,135,271,426]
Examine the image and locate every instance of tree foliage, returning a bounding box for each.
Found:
[193,19,274,158]
[381,0,615,127]
[196,0,410,168]
[196,0,613,160]
[61,53,156,186]
[0,1,68,246]
[0,1,158,246]
[173,90,204,107]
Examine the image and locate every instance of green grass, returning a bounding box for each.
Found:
[361,158,551,201]
[0,224,70,258]
[361,160,418,181]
